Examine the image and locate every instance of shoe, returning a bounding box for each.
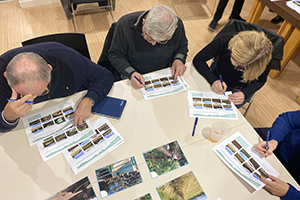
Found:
[208,19,217,31]
[229,15,246,22]
[271,15,284,24]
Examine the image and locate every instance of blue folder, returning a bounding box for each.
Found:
[92,96,127,119]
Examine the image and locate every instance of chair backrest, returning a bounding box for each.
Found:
[97,22,121,82]
[22,33,91,60]
[213,19,284,71]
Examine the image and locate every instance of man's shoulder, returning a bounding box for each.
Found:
[117,11,144,24]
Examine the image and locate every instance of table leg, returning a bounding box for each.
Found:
[246,0,265,24]
[277,20,295,43]
[297,96,300,104]
[269,28,300,78]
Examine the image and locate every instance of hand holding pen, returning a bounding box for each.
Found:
[3,88,36,123]
[211,77,227,95]
[131,72,145,89]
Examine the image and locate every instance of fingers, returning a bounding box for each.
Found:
[172,65,186,79]
[131,72,145,89]
[228,92,245,105]
[212,80,226,94]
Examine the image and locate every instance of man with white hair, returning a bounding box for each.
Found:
[0,42,114,132]
[108,4,188,88]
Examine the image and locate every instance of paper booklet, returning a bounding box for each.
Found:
[212,131,279,191]
[141,69,189,100]
[188,91,238,120]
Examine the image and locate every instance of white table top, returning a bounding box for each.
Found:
[0,62,297,200]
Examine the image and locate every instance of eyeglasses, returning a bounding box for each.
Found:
[229,51,246,71]
[143,32,169,44]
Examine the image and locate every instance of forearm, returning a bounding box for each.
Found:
[84,67,114,104]
[281,184,300,200]
[0,111,19,133]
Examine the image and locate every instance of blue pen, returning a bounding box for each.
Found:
[134,76,143,85]
[7,99,34,104]
[192,117,198,137]
[265,131,270,158]
[219,74,225,96]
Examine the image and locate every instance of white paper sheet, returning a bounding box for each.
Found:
[212,131,279,191]
[22,99,79,146]
[63,117,124,175]
[141,69,189,100]
[287,0,300,14]
[188,91,238,120]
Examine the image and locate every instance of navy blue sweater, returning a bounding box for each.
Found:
[269,110,300,199]
[0,42,113,132]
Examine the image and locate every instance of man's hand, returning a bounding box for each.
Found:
[171,60,186,79]
[212,80,227,94]
[3,88,36,123]
[130,72,145,89]
[72,97,93,126]
[255,140,278,157]
[228,92,245,105]
[261,174,289,197]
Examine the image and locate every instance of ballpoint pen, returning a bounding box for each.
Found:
[7,99,34,104]
[192,117,198,137]
[134,76,143,85]
[219,74,225,96]
[265,130,270,158]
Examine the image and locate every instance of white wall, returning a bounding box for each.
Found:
[19,0,60,8]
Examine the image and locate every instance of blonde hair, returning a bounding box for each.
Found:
[228,30,273,82]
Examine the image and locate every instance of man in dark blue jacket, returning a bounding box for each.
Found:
[0,42,114,133]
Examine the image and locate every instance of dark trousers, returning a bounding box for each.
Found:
[213,0,245,22]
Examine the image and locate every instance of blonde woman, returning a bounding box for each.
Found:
[192,30,273,107]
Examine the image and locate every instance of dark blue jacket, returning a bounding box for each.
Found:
[0,42,113,132]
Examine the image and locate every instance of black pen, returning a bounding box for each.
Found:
[7,99,34,104]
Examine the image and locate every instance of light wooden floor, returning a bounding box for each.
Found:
[0,0,299,127]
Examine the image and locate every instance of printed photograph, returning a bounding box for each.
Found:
[154,84,163,89]
[41,115,52,123]
[232,140,242,150]
[29,119,41,128]
[152,79,160,85]
[54,116,66,125]
[43,120,55,129]
[202,98,212,104]
[162,82,171,87]
[102,129,114,139]
[249,158,260,170]
[43,137,56,148]
[65,112,74,120]
[91,134,105,145]
[234,152,245,164]
[203,104,213,109]
[66,126,78,137]
[213,104,223,110]
[193,103,203,109]
[160,77,168,82]
[134,193,152,200]
[240,149,251,160]
[223,104,233,111]
[96,156,143,198]
[98,123,110,133]
[145,85,154,92]
[68,144,84,159]
[63,106,74,114]
[143,141,188,178]
[145,80,151,85]
[45,176,97,200]
[168,76,174,80]
[192,97,202,102]
[171,80,179,86]
[77,121,89,131]
[54,132,67,143]
[225,144,236,155]
[243,162,255,173]
[52,110,63,118]
[212,99,221,104]
[31,125,43,134]
[258,168,268,178]
[156,171,207,200]
[222,99,231,104]
[80,139,94,152]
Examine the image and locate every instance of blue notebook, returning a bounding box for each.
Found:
[92,96,127,119]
